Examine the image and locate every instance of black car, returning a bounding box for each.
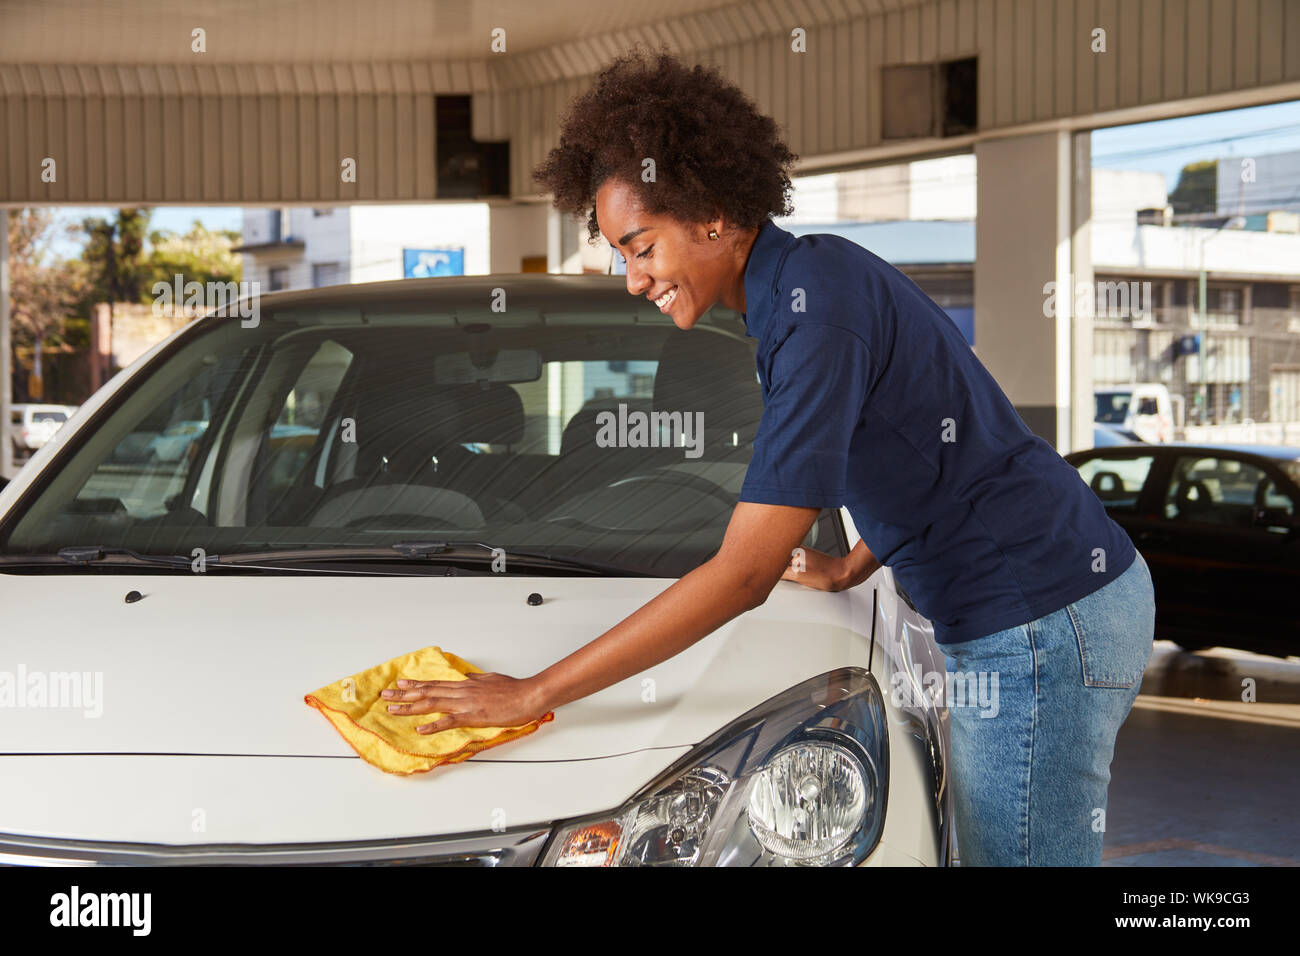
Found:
[1064,442,1300,659]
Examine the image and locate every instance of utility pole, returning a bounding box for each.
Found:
[1,209,11,482]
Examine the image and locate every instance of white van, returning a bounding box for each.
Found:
[1095,384,1173,443]
[8,403,79,458]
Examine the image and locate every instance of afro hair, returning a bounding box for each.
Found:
[531,43,799,245]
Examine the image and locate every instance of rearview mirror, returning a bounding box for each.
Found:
[432,348,542,385]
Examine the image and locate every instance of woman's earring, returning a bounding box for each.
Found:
[707,229,719,240]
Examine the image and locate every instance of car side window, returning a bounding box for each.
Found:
[65,351,245,521]
[1255,473,1297,534]
[514,358,659,457]
[266,339,353,498]
[1074,455,1154,512]
[1163,455,1279,527]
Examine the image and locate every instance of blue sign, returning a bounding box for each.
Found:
[942,307,975,347]
[404,248,464,278]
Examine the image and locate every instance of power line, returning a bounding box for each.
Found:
[1092,123,1300,163]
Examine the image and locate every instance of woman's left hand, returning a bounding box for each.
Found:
[380,673,551,733]
[781,546,847,590]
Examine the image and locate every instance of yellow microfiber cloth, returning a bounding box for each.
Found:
[304,645,554,775]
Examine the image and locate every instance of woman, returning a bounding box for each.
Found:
[379,46,1156,866]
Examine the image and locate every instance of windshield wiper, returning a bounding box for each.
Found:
[57,546,192,567]
[0,544,654,577]
[0,547,363,575]
[0,547,200,570]
[0,547,467,577]
[212,542,651,576]
[393,540,650,576]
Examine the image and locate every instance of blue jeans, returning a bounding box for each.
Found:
[940,550,1155,866]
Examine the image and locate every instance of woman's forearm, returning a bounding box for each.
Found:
[528,557,763,712]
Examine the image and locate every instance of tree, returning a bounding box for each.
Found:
[7,209,77,398]
[146,219,243,292]
[1168,160,1217,216]
[70,207,154,315]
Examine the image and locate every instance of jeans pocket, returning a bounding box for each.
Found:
[1065,556,1155,689]
[943,622,1027,672]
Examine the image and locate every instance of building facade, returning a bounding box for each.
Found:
[779,158,1300,430]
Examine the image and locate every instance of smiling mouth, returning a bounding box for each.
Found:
[654,287,678,310]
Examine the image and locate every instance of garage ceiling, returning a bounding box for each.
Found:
[0,0,926,63]
[1,0,1295,205]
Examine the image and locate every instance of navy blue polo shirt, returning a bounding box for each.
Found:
[736,219,1137,644]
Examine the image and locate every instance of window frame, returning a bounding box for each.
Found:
[1071,449,1160,514]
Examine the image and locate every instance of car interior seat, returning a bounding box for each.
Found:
[430,382,533,522]
[651,327,765,463]
[305,382,485,529]
[1172,477,1214,521]
[1088,470,1128,503]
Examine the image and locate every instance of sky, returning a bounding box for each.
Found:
[1091,98,1300,193]
[33,97,1300,263]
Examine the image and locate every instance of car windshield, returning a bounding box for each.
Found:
[1092,425,1140,447]
[1095,392,1131,424]
[0,287,841,576]
[32,411,67,423]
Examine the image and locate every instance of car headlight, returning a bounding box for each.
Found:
[539,668,887,867]
[746,741,868,860]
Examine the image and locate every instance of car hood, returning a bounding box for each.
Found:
[0,572,872,844]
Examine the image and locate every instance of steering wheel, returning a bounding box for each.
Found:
[608,470,738,505]
[544,468,736,533]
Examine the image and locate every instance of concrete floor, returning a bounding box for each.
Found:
[1102,643,1300,866]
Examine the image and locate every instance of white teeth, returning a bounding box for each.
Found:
[656,287,678,308]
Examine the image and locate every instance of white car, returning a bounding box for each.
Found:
[0,275,953,867]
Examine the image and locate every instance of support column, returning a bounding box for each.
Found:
[547,206,575,273]
[90,303,111,393]
[974,130,1093,453]
[488,201,549,273]
[545,205,610,274]
[1070,131,1095,454]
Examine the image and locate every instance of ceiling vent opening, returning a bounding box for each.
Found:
[436,95,510,198]
[881,57,977,140]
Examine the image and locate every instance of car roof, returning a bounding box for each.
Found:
[1070,441,1300,462]
[225,273,686,320]
[1162,441,1300,461]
